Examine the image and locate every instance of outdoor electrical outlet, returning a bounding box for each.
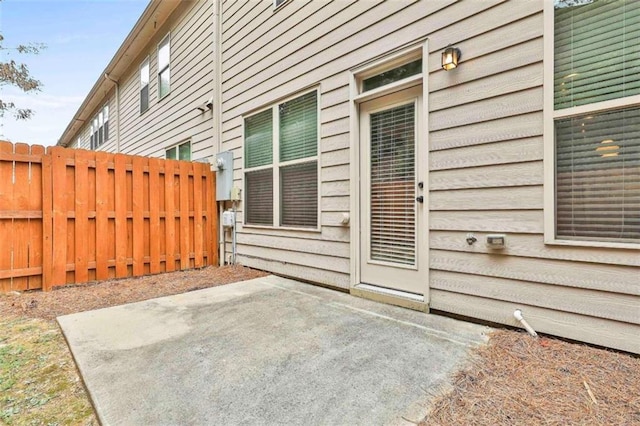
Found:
[230,187,241,201]
[486,234,506,249]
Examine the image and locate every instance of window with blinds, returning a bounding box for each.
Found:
[553,0,640,244]
[370,103,416,265]
[244,90,318,228]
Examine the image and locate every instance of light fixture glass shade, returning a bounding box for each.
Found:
[442,46,461,71]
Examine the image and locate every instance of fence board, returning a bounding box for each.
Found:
[179,161,190,270]
[0,142,217,292]
[74,150,90,283]
[50,147,68,287]
[114,154,128,278]
[148,158,161,274]
[95,151,110,280]
[12,144,31,290]
[164,160,176,272]
[132,155,145,276]
[28,144,44,290]
[42,148,53,291]
[0,142,14,291]
[193,163,204,268]
[205,167,217,265]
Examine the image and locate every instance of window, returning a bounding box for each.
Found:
[90,105,109,150]
[362,59,422,92]
[158,34,170,99]
[140,58,149,113]
[550,0,640,245]
[244,90,319,228]
[166,141,191,161]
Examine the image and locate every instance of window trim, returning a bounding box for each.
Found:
[165,140,191,161]
[140,56,150,114]
[543,1,639,250]
[242,87,321,232]
[157,33,171,100]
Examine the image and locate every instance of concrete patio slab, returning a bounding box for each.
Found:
[58,275,490,426]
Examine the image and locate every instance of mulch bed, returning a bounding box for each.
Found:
[0,265,268,321]
[422,329,640,425]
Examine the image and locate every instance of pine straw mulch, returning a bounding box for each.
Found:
[0,265,268,321]
[422,329,640,426]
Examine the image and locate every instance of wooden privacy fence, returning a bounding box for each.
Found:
[0,141,217,292]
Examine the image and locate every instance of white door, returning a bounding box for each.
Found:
[359,86,426,296]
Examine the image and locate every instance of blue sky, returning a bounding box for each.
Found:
[1,0,149,146]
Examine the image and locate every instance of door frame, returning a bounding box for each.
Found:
[348,39,430,310]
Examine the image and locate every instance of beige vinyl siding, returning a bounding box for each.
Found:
[67,0,213,161]
[222,0,640,353]
[426,3,639,354]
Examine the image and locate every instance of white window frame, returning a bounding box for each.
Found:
[165,140,191,161]
[140,57,150,114]
[158,34,171,100]
[242,87,321,232]
[543,1,640,250]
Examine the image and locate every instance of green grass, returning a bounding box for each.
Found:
[0,317,96,426]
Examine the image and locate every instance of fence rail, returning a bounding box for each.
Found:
[0,141,217,292]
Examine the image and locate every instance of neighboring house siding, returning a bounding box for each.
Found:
[222,0,639,353]
[67,0,213,160]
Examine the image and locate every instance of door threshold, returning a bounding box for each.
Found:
[351,283,428,313]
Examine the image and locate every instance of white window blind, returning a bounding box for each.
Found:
[555,0,640,109]
[281,162,317,228]
[280,91,317,161]
[246,169,273,225]
[370,102,416,265]
[556,107,640,242]
[245,109,273,168]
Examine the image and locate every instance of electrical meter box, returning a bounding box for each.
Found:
[222,210,235,228]
[216,151,234,201]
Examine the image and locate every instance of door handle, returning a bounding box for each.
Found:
[416,196,424,203]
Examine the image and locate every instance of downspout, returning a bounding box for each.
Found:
[104,73,120,153]
[213,0,225,266]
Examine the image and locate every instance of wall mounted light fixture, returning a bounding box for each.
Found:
[442,45,461,71]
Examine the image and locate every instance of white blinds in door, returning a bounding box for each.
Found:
[369,102,416,265]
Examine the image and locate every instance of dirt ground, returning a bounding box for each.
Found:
[2,266,639,425]
[0,265,268,321]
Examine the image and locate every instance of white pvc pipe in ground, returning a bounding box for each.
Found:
[514,309,538,337]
